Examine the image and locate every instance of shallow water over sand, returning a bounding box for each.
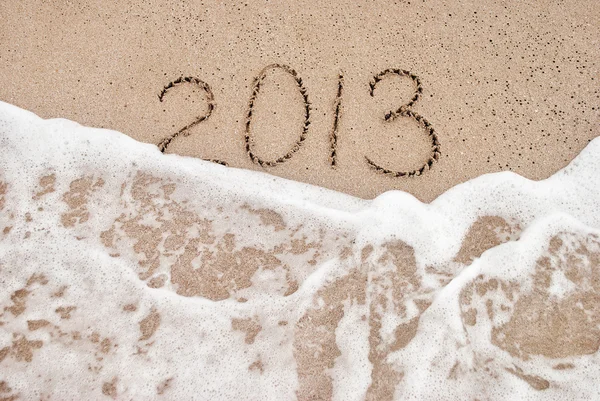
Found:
[1,101,600,400]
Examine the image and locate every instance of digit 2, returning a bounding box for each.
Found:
[156,77,223,162]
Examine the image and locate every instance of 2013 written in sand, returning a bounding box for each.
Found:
[157,64,441,178]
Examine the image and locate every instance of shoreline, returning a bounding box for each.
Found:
[1,0,598,201]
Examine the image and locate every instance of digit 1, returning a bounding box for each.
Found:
[330,72,344,168]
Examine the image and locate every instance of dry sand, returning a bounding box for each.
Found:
[0,0,598,202]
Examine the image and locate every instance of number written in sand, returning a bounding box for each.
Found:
[329,72,344,168]
[157,66,441,176]
[157,76,227,166]
[244,64,311,167]
[366,69,441,177]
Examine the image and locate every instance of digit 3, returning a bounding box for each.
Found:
[365,69,441,177]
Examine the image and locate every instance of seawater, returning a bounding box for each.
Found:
[1,101,599,400]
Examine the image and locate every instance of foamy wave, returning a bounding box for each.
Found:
[1,100,599,400]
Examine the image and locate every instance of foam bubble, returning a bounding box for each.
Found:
[1,100,599,399]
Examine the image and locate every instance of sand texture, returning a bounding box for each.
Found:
[1,0,598,201]
[1,0,600,399]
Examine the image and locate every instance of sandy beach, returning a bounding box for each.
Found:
[1,0,600,400]
[1,0,597,201]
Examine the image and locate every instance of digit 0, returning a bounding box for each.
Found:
[366,69,440,177]
[245,64,311,167]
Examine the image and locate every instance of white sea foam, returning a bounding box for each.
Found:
[1,100,599,400]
